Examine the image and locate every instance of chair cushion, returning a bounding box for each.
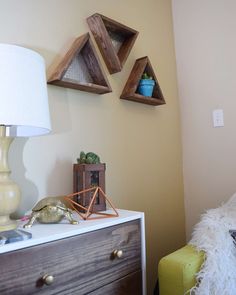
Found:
[158,245,204,295]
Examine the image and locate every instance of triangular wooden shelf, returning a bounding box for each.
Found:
[87,13,138,74]
[47,33,112,94]
[120,56,166,106]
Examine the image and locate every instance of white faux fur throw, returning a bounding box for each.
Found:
[188,193,236,295]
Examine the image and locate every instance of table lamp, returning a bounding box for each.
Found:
[0,44,51,232]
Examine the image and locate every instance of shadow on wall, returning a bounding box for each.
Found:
[9,138,39,219]
[46,158,73,197]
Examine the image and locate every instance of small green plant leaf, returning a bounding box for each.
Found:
[142,72,153,79]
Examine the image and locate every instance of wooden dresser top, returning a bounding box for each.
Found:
[0,209,144,254]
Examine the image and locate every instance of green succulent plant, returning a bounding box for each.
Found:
[77,151,101,164]
[142,72,153,80]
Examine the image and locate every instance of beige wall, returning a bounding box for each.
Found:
[172,0,236,240]
[1,0,185,292]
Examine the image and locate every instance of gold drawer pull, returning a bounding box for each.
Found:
[113,249,123,258]
[42,274,54,285]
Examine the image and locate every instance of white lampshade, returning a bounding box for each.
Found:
[0,44,51,136]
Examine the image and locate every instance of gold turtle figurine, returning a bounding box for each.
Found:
[23,196,78,228]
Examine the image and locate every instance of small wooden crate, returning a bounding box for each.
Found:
[73,163,106,212]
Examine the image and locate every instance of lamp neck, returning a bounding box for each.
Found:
[0,126,13,173]
[0,125,6,137]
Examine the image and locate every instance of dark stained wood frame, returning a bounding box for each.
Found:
[73,163,106,212]
[120,56,166,106]
[47,33,112,94]
[87,13,138,74]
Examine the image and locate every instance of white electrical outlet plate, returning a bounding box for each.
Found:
[213,109,224,127]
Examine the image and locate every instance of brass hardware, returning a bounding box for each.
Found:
[113,249,123,258]
[42,274,54,285]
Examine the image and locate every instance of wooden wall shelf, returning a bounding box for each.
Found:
[120,56,166,106]
[87,13,138,74]
[47,33,112,94]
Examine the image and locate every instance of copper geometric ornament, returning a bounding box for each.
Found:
[64,186,119,220]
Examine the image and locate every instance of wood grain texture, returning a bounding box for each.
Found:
[121,56,147,98]
[49,79,110,94]
[87,13,138,74]
[123,93,166,106]
[81,38,109,88]
[120,56,166,106]
[48,33,89,82]
[117,35,138,67]
[47,33,111,94]
[0,220,141,295]
[88,270,142,295]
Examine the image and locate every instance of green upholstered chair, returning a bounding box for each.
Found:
[158,245,205,295]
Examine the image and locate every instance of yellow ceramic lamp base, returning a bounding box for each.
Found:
[0,217,17,232]
[0,126,21,232]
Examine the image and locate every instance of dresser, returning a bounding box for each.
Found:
[0,209,146,295]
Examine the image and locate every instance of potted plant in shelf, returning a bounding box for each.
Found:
[137,72,155,97]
